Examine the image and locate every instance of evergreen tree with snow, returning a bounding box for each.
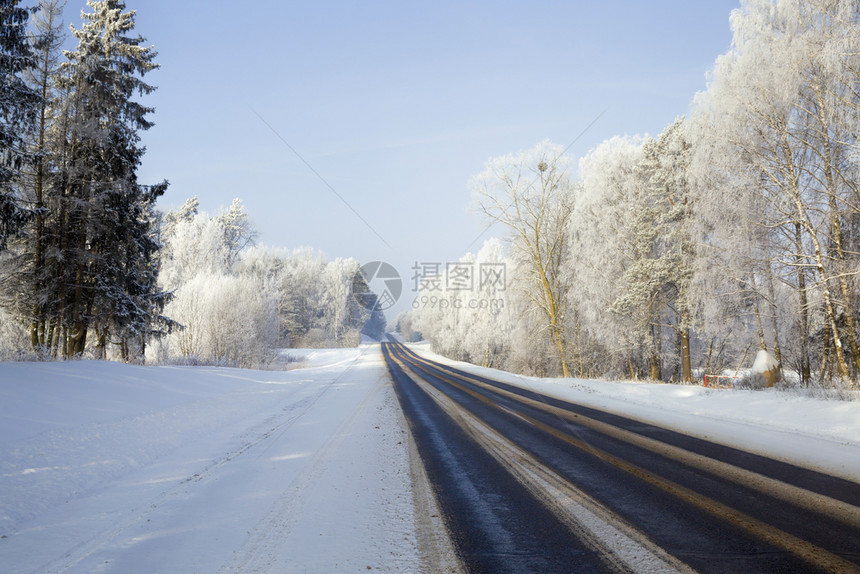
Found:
[8,0,67,351]
[0,0,40,248]
[43,0,168,359]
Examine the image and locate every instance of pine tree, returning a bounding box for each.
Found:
[46,0,168,359]
[612,118,696,382]
[0,0,40,248]
[18,0,66,350]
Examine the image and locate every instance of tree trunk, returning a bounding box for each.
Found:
[816,260,849,380]
[552,323,570,378]
[649,350,660,381]
[29,9,53,353]
[753,288,767,352]
[765,269,782,365]
[778,130,850,380]
[538,258,570,377]
[649,324,661,380]
[574,310,584,378]
[95,328,107,360]
[681,328,692,383]
[812,79,860,377]
[795,223,811,384]
[820,312,833,382]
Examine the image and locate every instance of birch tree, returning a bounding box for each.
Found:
[692,0,860,383]
[472,140,574,377]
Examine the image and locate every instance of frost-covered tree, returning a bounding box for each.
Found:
[159,272,277,367]
[0,0,40,248]
[156,201,264,365]
[411,239,514,368]
[155,199,370,365]
[20,0,65,349]
[277,247,328,345]
[617,118,697,383]
[159,194,198,245]
[572,135,648,378]
[159,201,233,291]
[572,122,698,383]
[219,198,256,267]
[691,0,860,384]
[395,311,422,343]
[322,258,362,345]
[407,0,860,389]
[463,239,513,368]
[472,140,574,376]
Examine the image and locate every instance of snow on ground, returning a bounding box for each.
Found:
[0,345,423,573]
[4,339,858,573]
[278,347,363,369]
[409,341,860,483]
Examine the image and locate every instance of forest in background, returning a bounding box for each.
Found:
[408,0,860,392]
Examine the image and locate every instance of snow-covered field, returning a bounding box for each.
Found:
[0,345,426,573]
[409,341,860,483]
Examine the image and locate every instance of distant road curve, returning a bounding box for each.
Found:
[382,340,860,574]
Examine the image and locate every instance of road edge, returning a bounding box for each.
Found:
[390,376,464,573]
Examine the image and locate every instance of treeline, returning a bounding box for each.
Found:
[411,0,860,389]
[0,1,378,365]
[152,196,378,366]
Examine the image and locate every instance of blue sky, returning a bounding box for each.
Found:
[65,0,739,313]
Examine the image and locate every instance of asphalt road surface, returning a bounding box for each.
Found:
[382,340,860,574]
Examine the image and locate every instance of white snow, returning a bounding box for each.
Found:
[0,345,422,573]
[409,342,860,483]
[751,349,780,374]
[3,341,859,572]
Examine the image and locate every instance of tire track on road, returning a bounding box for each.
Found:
[389,349,692,574]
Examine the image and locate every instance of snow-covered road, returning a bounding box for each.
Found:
[0,346,432,573]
